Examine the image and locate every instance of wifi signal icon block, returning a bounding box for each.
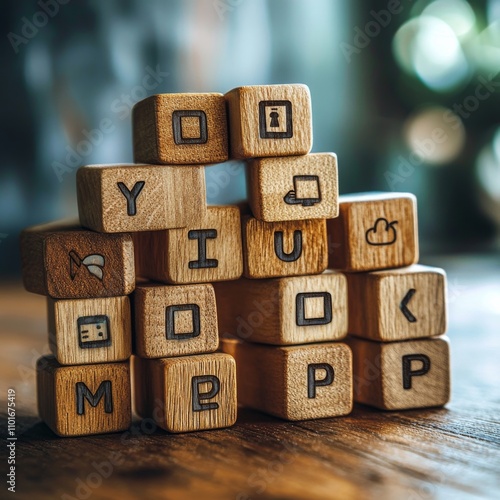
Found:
[69,251,105,281]
[20,221,135,299]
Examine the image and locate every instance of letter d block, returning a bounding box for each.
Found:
[134,353,237,433]
[348,336,450,410]
[133,93,228,165]
[77,164,206,233]
[327,193,418,271]
[242,216,328,279]
[221,340,352,420]
[37,356,131,436]
[133,283,218,358]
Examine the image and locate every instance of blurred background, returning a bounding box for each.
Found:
[1,0,499,278]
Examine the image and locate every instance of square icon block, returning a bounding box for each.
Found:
[327,192,419,272]
[47,296,132,365]
[248,153,339,222]
[221,340,352,421]
[133,282,218,358]
[242,216,328,279]
[134,353,237,433]
[225,84,312,159]
[135,205,243,284]
[37,356,131,436]
[20,221,135,299]
[133,93,228,165]
[214,271,347,345]
[77,164,206,233]
[346,265,447,341]
[348,336,450,410]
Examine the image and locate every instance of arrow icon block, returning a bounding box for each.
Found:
[400,288,417,323]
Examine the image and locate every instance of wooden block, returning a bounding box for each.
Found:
[248,153,339,222]
[225,84,312,159]
[346,265,447,341]
[133,282,218,358]
[327,193,419,272]
[135,205,243,284]
[37,356,131,436]
[133,93,228,165]
[221,340,352,421]
[347,336,450,410]
[20,221,135,299]
[242,216,328,279]
[133,353,237,433]
[214,271,347,345]
[77,164,206,233]
[47,296,132,365]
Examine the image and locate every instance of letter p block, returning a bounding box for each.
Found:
[134,353,237,433]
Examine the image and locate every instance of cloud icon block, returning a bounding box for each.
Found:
[365,218,398,246]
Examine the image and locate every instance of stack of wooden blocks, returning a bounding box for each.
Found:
[20,84,450,437]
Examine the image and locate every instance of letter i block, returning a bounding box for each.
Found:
[77,164,206,233]
[214,271,347,345]
[133,353,237,433]
[327,193,419,271]
[242,216,328,279]
[47,296,132,365]
[133,283,218,358]
[248,153,339,222]
[37,356,131,436]
[221,340,352,420]
[135,205,243,284]
[347,336,450,410]
[225,84,312,159]
[133,93,228,165]
[347,265,447,341]
[20,221,135,298]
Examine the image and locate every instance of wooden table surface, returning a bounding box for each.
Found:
[1,255,499,500]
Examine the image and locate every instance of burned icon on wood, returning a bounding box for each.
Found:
[284,175,321,207]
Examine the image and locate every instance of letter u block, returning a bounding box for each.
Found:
[242,216,328,278]
[214,271,347,345]
[133,93,228,165]
[77,164,206,233]
[327,192,418,271]
[133,283,218,358]
[37,356,131,436]
[347,336,450,410]
[135,205,243,284]
[225,84,312,159]
[221,340,352,420]
[133,353,237,433]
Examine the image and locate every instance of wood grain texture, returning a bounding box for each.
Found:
[347,336,450,410]
[133,93,228,165]
[2,254,499,499]
[225,84,312,159]
[133,353,237,433]
[135,205,243,284]
[214,271,347,345]
[327,192,419,272]
[346,264,447,341]
[20,220,135,298]
[37,356,131,436]
[77,164,206,233]
[248,153,338,222]
[133,282,218,358]
[47,296,131,365]
[221,340,352,421]
[242,216,328,279]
